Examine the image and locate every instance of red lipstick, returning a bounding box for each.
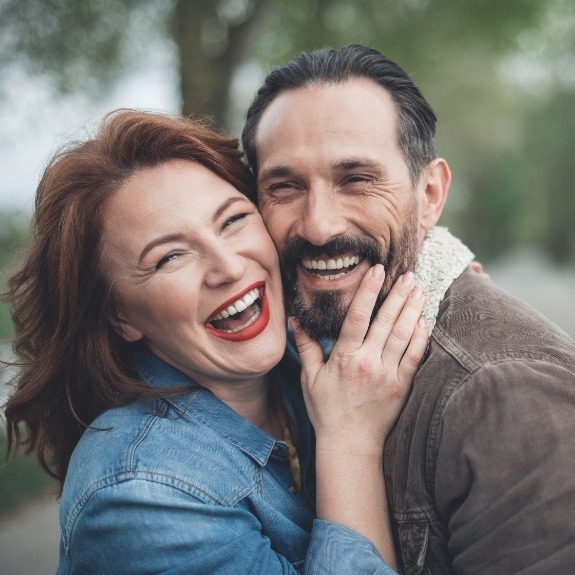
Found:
[204,281,270,342]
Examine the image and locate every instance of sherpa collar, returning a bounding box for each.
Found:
[414,226,474,332]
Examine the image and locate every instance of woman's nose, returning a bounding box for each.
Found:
[204,245,246,288]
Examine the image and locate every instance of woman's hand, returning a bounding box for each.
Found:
[292,264,428,455]
[291,265,428,569]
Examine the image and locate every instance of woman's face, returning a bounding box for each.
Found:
[102,159,286,391]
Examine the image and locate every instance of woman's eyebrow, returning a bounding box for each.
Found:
[138,233,186,265]
[138,197,251,264]
[211,196,251,223]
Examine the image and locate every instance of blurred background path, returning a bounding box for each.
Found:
[0,496,59,575]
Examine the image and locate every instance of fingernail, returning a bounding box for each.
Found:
[411,286,423,300]
[402,271,414,285]
[371,264,385,281]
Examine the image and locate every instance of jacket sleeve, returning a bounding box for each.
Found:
[434,359,575,574]
[306,520,399,575]
[63,479,399,575]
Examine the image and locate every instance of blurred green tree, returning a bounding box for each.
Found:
[0,210,29,339]
[0,0,573,263]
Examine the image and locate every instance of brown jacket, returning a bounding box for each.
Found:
[385,268,575,574]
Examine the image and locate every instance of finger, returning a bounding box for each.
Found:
[331,264,386,355]
[379,286,426,365]
[397,317,429,384]
[289,317,325,379]
[470,260,491,282]
[363,272,416,347]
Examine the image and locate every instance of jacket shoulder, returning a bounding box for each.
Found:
[433,268,575,370]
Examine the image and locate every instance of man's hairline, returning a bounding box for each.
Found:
[249,75,422,184]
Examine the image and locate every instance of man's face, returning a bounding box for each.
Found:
[254,78,431,341]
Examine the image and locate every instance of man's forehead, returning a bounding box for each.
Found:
[254,78,396,154]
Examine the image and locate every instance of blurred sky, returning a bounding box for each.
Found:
[0,50,179,211]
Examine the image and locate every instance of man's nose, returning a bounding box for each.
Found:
[204,244,246,288]
[298,188,348,246]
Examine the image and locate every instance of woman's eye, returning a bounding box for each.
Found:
[223,212,249,228]
[156,252,180,270]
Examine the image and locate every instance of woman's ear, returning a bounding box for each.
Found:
[110,313,143,343]
[419,158,450,232]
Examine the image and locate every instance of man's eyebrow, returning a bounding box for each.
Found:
[138,197,250,264]
[333,157,386,173]
[257,165,296,182]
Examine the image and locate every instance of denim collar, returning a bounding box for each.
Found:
[129,345,281,468]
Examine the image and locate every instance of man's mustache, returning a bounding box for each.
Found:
[281,235,388,266]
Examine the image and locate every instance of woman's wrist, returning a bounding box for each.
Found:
[315,429,386,459]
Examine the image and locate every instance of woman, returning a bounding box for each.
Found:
[3,110,428,574]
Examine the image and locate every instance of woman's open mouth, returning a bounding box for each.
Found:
[205,281,270,342]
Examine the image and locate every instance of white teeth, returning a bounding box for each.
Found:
[324,272,347,280]
[216,307,261,333]
[302,255,361,271]
[210,288,260,321]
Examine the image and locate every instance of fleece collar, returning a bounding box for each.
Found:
[414,226,474,332]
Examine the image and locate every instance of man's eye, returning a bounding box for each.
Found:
[269,181,297,192]
[345,175,371,184]
[156,252,180,270]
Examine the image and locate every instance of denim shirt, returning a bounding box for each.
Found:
[57,346,396,575]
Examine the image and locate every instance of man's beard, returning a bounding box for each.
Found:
[281,206,420,342]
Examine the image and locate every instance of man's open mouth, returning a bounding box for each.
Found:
[301,254,362,280]
[205,282,270,341]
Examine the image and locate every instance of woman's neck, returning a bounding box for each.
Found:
[203,374,283,439]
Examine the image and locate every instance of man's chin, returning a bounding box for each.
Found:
[287,284,349,342]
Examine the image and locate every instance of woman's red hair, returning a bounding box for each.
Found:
[3,110,255,493]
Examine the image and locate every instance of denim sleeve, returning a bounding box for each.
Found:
[63,479,304,575]
[306,519,399,575]
[62,479,401,575]
[435,360,575,573]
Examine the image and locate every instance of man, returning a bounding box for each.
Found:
[242,45,575,574]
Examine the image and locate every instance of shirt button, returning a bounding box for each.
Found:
[289,485,297,494]
[272,445,280,453]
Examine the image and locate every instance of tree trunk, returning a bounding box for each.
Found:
[174,0,272,130]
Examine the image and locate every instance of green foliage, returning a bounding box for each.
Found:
[522,88,575,263]
[0,0,170,97]
[0,209,30,339]
[0,0,574,264]
[0,431,55,518]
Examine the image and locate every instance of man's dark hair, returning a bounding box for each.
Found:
[242,44,437,185]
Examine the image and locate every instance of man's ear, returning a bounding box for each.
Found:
[110,312,143,343]
[419,158,450,232]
